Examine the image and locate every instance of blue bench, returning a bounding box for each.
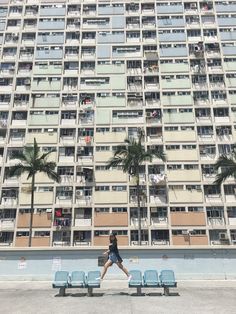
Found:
[160,270,177,296]
[52,271,69,296]
[129,269,177,296]
[53,270,101,297]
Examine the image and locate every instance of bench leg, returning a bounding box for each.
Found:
[136,287,142,296]
[87,287,93,297]
[59,287,66,296]
[164,287,169,296]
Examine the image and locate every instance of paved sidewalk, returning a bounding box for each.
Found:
[0,280,236,314]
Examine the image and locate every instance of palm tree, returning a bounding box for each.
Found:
[107,130,165,245]
[8,138,60,247]
[214,150,236,186]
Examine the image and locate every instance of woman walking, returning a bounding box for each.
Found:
[97,233,132,281]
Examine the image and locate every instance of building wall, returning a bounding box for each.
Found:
[0,248,235,280]
[0,0,236,249]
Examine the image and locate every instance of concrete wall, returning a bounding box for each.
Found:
[0,248,236,281]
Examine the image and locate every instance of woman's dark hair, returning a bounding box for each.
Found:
[109,233,117,244]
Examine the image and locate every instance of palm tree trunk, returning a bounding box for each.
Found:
[29,174,35,247]
[136,177,142,246]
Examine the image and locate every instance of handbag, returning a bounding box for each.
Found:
[98,254,108,267]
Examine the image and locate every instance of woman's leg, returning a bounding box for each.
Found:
[116,261,129,277]
[101,260,113,279]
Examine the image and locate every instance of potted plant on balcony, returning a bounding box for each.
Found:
[8,138,60,247]
[107,129,165,245]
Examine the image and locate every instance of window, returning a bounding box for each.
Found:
[112,207,127,213]
[94,230,109,236]
[112,186,127,191]
[34,231,50,237]
[96,146,110,152]
[112,230,128,235]
[95,208,109,213]
[96,128,109,133]
[95,186,109,191]
[170,207,185,212]
[188,207,204,212]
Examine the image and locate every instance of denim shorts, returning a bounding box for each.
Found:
[108,253,118,263]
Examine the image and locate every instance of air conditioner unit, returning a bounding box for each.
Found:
[95,208,100,212]
[63,186,72,191]
[219,232,228,240]
[150,208,157,213]
[182,230,189,235]
[76,190,83,197]
[62,208,71,214]
[131,241,138,245]
[46,208,52,213]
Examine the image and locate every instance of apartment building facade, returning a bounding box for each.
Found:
[0,0,236,248]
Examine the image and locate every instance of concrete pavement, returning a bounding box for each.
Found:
[0,280,236,314]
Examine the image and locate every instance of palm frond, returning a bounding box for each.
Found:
[9,150,27,162]
[8,164,31,178]
[39,149,56,161]
[107,156,124,169]
[152,149,166,162]
[33,137,40,160]
[214,154,236,186]
[39,161,61,183]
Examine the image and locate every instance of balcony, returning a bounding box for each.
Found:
[149,195,167,205]
[167,149,198,162]
[130,217,148,228]
[210,230,230,246]
[164,130,196,142]
[205,194,222,203]
[151,217,168,227]
[208,217,225,227]
[94,151,112,163]
[0,219,15,230]
[163,111,194,124]
[94,212,128,227]
[167,170,201,182]
[94,191,128,205]
[19,191,54,206]
[198,133,214,142]
[26,132,58,145]
[1,197,18,207]
[95,170,127,183]
[56,195,73,206]
[171,212,206,226]
[54,217,71,228]
[74,218,92,227]
[172,235,209,246]
[29,114,59,126]
[169,189,203,203]
[15,236,50,247]
[17,212,52,228]
[94,235,128,246]
[60,136,75,146]
[75,195,92,206]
